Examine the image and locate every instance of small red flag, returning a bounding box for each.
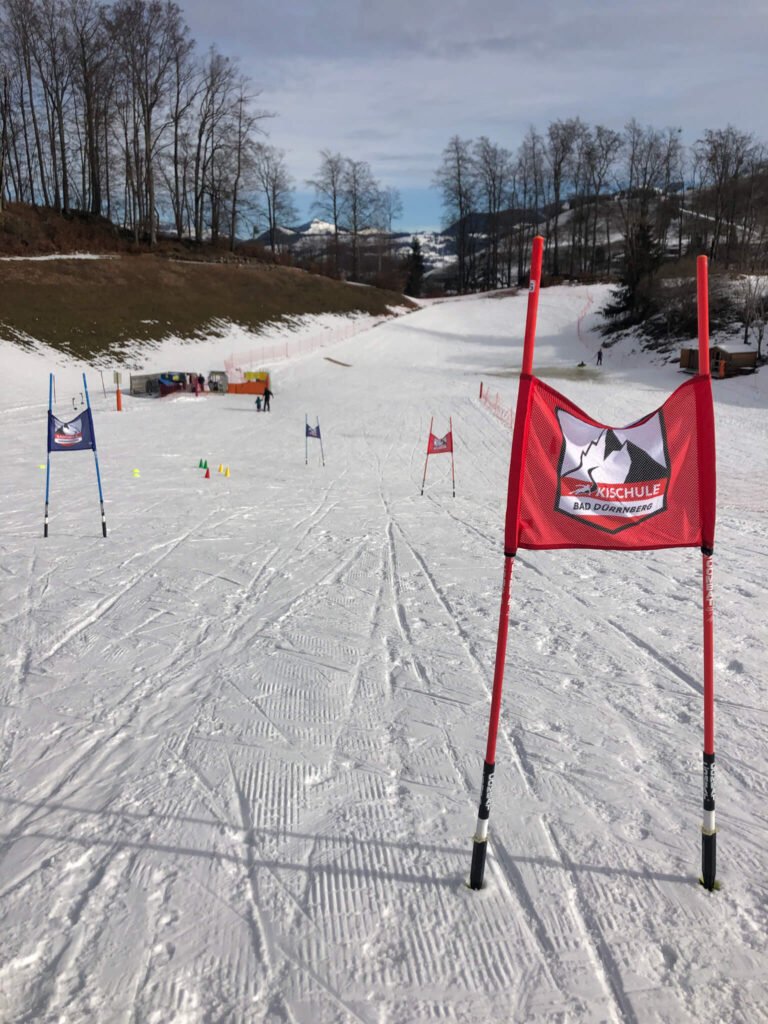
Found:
[428,431,453,455]
[505,374,716,552]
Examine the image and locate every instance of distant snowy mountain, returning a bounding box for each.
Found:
[256,220,456,275]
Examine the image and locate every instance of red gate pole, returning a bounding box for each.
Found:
[420,417,433,495]
[697,254,717,891]
[450,416,456,498]
[469,235,544,890]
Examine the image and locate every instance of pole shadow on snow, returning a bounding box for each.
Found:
[4,792,690,890]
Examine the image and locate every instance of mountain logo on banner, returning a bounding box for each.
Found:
[556,408,669,534]
[48,410,95,452]
[306,423,321,438]
[427,430,452,454]
[54,417,84,446]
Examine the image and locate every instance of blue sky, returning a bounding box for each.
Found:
[180,1,767,232]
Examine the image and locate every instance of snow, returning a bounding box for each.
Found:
[0,286,766,1022]
[709,343,755,354]
[299,219,337,236]
[0,253,116,262]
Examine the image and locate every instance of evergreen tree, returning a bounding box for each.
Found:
[404,236,425,297]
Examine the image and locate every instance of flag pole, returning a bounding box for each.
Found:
[318,418,325,467]
[83,374,107,537]
[450,416,456,498]
[420,416,433,495]
[44,373,53,537]
[469,235,544,890]
[697,254,717,890]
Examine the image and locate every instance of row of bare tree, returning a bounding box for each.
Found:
[0,0,298,248]
[434,120,768,292]
[0,0,404,277]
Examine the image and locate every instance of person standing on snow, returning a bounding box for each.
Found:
[263,386,273,411]
[596,348,603,366]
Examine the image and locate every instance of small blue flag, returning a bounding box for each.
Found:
[306,423,321,438]
[48,410,95,452]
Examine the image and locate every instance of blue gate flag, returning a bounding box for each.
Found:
[306,423,321,438]
[48,410,95,452]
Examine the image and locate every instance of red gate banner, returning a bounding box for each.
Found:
[428,430,453,455]
[505,374,716,552]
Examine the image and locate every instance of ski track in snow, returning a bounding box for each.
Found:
[0,286,766,1023]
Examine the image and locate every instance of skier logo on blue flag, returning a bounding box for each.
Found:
[306,423,321,438]
[48,410,96,452]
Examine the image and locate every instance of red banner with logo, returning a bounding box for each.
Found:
[428,431,453,455]
[504,373,716,552]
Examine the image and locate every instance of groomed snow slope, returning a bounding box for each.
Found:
[0,287,766,1023]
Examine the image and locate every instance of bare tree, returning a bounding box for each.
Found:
[371,183,402,274]
[67,0,113,216]
[514,127,546,282]
[693,125,757,263]
[737,274,768,358]
[31,0,76,211]
[473,136,513,287]
[612,120,682,313]
[307,150,346,276]
[253,142,296,256]
[109,0,192,245]
[190,48,236,243]
[433,135,477,291]
[585,125,621,274]
[546,118,583,275]
[341,157,381,280]
[3,0,51,206]
[163,26,198,238]
[0,63,9,211]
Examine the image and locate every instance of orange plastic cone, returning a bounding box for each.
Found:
[205,468,211,479]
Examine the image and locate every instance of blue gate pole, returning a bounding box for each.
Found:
[83,373,107,537]
[318,419,325,467]
[44,373,53,537]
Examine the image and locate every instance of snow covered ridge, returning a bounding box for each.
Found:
[0,286,765,1022]
[0,252,117,261]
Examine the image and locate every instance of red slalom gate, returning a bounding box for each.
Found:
[420,417,456,497]
[469,239,718,892]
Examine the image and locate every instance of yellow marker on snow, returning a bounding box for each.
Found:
[218,463,224,474]
[132,469,140,477]
[225,466,231,478]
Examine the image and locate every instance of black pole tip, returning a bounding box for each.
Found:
[699,877,721,891]
[701,831,717,891]
[468,838,488,891]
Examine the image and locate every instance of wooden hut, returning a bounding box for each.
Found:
[680,344,758,377]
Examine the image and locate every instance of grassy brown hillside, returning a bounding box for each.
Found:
[0,204,414,361]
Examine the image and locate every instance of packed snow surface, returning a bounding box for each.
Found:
[0,286,766,1022]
